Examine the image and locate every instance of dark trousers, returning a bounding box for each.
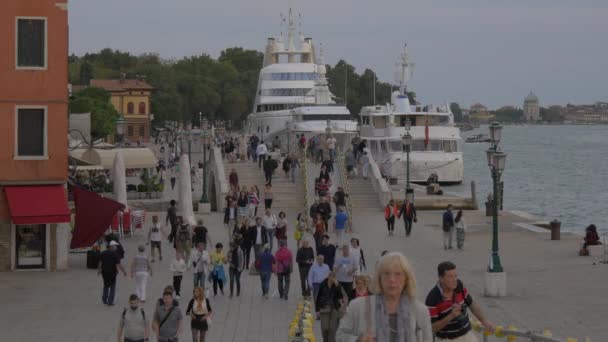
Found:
[170,177,176,190]
[339,281,354,301]
[213,277,224,295]
[258,154,266,168]
[242,245,251,269]
[386,217,395,232]
[102,275,116,305]
[264,171,273,185]
[277,272,291,298]
[229,267,242,296]
[264,199,273,209]
[299,264,312,297]
[173,275,183,296]
[404,218,413,236]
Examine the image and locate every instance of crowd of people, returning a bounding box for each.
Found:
[96,131,501,342]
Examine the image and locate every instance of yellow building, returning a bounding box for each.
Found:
[468,103,495,123]
[90,77,154,143]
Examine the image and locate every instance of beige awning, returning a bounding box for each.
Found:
[70,148,158,170]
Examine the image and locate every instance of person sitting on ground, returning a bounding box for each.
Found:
[583,224,601,248]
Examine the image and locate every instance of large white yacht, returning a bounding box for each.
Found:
[359,46,464,184]
[246,7,356,142]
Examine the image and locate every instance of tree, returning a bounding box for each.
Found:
[69,87,119,139]
[79,61,94,85]
[493,106,523,122]
[450,102,463,122]
[540,106,563,122]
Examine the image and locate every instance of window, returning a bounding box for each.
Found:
[16,18,46,69]
[389,141,403,152]
[15,224,46,269]
[127,125,133,136]
[266,126,269,133]
[139,125,145,137]
[16,107,46,158]
[127,102,134,114]
[138,102,146,114]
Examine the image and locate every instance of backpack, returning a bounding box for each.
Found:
[178,226,190,243]
[442,213,453,232]
[122,308,145,323]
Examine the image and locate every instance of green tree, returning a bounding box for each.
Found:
[79,61,94,85]
[69,87,119,139]
[540,106,563,122]
[450,102,463,122]
[493,106,523,122]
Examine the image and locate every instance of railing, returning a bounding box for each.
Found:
[363,148,392,206]
[471,320,591,342]
[336,149,354,232]
[288,300,315,342]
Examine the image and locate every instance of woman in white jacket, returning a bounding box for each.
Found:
[336,252,433,342]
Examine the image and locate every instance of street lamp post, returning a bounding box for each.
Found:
[115,115,126,146]
[286,121,291,154]
[187,130,192,165]
[402,118,413,200]
[200,117,210,204]
[484,121,507,297]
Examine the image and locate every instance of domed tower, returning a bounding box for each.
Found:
[523,91,540,122]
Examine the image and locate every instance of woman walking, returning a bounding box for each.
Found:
[210,243,227,296]
[294,213,308,249]
[263,183,274,210]
[316,271,347,342]
[131,245,152,302]
[237,191,249,221]
[169,250,187,299]
[248,186,260,217]
[349,238,366,273]
[227,242,244,297]
[275,211,288,244]
[239,220,253,270]
[384,200,398,236]
[337,252,433,342]
[186,286,212,342]
[454,210,467,250]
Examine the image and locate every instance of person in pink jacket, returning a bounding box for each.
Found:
[274,239,293,300]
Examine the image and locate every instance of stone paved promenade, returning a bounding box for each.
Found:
[0,204,605,341]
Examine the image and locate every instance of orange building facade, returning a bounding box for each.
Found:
[0,1,71,271]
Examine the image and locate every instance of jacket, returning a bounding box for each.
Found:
[247,225,268,245]
[296,247,315,267]
[315,279,345,311]
[336,295,433,342]
[275,247,293,274]
[317,243,336,269]
[384,205,399,220]
[399,202,417,220]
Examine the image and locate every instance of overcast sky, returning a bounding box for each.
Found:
[69,0,608,108]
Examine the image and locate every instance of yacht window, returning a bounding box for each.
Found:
[380,140,387,152]
[389,141,403,152]
[266,126,270,133]
[412,140,425,152]
[430,140,442,151]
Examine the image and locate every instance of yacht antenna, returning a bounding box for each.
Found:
[394,43,415,95]
[373,71,376,106]
[344,62,348,106]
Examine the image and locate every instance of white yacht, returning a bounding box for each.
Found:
[358,46,464,184]
[246,7,356,143]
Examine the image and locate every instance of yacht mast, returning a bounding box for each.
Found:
[394,43,415,95]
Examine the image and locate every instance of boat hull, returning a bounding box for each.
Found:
[376,152,464,184]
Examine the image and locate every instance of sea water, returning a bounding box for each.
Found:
[452,124,608,234]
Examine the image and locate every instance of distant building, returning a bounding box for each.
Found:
[523,91,540,122]
[468,103,495,123]
[562,102,608,123]
[90,75,154,143]
[0,0,71,271]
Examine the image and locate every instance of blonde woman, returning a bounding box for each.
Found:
[337,252,433,342]
[186,286,212,342]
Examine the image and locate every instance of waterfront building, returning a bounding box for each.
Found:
[468,103,495,123]
[523,91,540,122]
[562,102,608,123]
[0,0,71,271]
[90,75,154,143]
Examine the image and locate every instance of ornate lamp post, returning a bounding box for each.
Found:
[285,121,291,154]
[484,121,507,297]
[115,115,126,146]
[200,117,210,204]
[187,130,192,165]
[402,118,413,200]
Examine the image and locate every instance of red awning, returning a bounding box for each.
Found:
[4,185,71,224]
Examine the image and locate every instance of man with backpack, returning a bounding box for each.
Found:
[152,289,183,342]
[275,239,293,300]
[117,294,149,342]
[442,204,455,250]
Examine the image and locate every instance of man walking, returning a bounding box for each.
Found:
[326,134,337,161]
[296,239,315,298]
[333,245,358,300]
[256,140,268,169]
[275,239,293,300]
[333,206,350,246]
[190,242,210,289]
[152,290,183,342]
[289,153,300,183]
[117,294,149,342]
[147,215,163,262]
[259,244,274,299]
[317,235,337,270]
[165,200,178,245]
[261,208,278,251]
[249,217,269,270]
[442,204,455,250]
[426,261,494,342]
[263,156,277,185]
[98,240,127,306]
[308,254,330,319]
[398,197,417,237]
